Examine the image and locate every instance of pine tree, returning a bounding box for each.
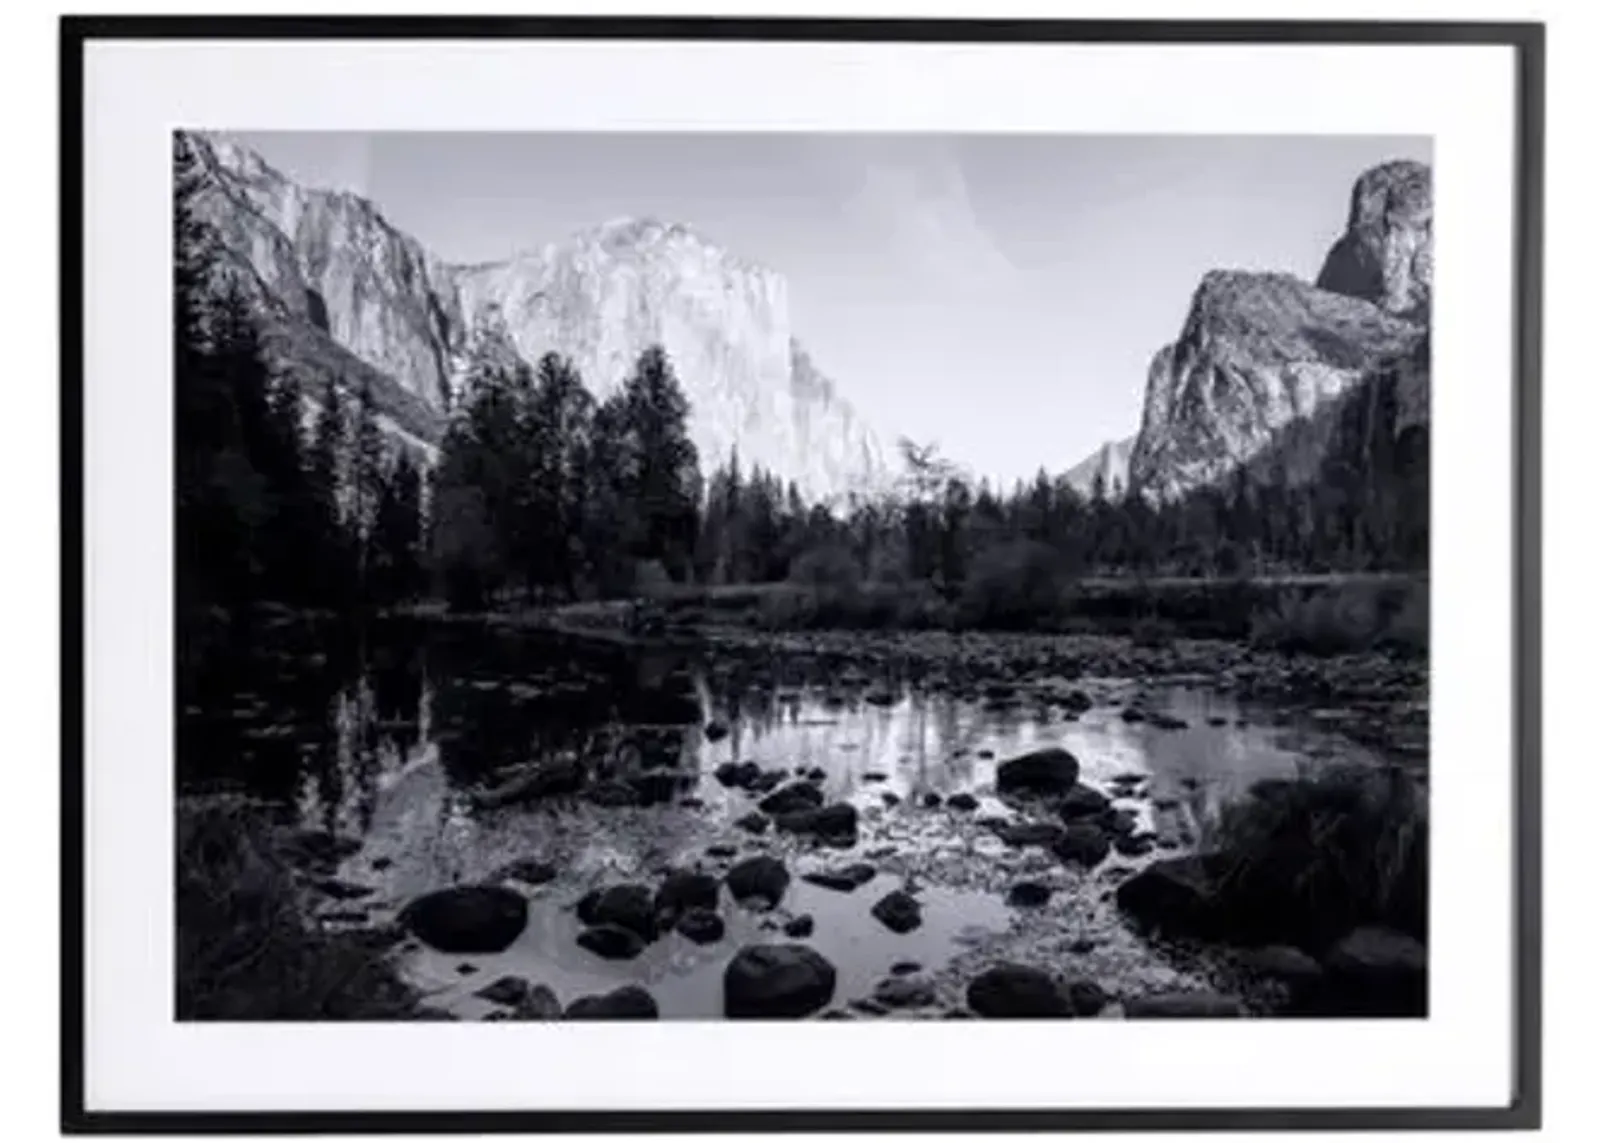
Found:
[615,346,701,582]
[308,378,354,605]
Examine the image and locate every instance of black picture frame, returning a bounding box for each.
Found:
[59,15,1544,1134]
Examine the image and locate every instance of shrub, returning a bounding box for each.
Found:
[1249,583,1383,655]
[1206,763,1428,947]
[787,544,863,593]
[176,796,423,1020]
[956,539,1073,630]
[1249,580,1429,657]
[1376,581,1429,659]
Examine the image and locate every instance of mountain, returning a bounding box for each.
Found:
[1063,437,1134,500]
[182,132,888,501]
[1127,160,1431,499]
[453,219,887,500]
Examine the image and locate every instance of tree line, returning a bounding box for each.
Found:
[176,129,1425,624]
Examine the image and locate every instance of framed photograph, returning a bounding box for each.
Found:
[63,15,1542,1133]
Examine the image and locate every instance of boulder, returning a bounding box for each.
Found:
[715,761,762,789]
[1057,784,1113,821]
[734,811,771,835]
[759,780,825,816]
[492,858,558,887]
[588,884,658,941]
[801,863,877,892]
[1316,927,1427,1016]
[1006,881,1053,907]
[1064,978,1108,1016]
[783,914,815,938]
[655,870,720,922]
[576,924,647,961]
[1240,944,1324,982]
[775,802,859,845]
[870,890,923,934]
[1114,834,1156,858]
[565,985,660,1020]
[873,974,936,1009]
[946,792,979,811]
[705,720,731,742]
[1125,991,1245,1018]
[586,781,642,808]
[1052,822,1111,868]
[996,748,1080,795]
[724,944,838,1018]
[966,964,1072,1018]
[473,976,535,1007]
[726,855,790,908]
[1115,854,1230,937]
[516,984,562,1020]
[992,820,1066,849]
[675,907,726,945]
[398,886,528,954]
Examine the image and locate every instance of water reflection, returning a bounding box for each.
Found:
[178,618,1393,1018]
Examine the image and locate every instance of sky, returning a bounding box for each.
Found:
[230,131,1430,484]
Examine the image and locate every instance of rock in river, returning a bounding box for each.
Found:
[966,964,1073,1018]
[655,870,721,923]
[588,884,659,941]
[715,761,763,789]
[784,914,815,938]
[734,811,771,835]
[870,890,923,934]
[993,820,1066,849]
[996,747,1081,795]
[676,907,726,945]
[873,974,937,1009]
[1316,927,1427,1016]
[946,792,979,811]
[1125,991,1245,1018]
[1057,783,1113,821]
[802,863,877,892]
[1006,881,1053,907]
[473,976,536,1007]
[759,780,825,816]
[1064,978,1109,1016]
[724,944,838,1018]
[565,985,660,1020]
[399,886,528,954]
[1052,822,1111,868]
[726,856,790,908]
[774,802,859,845]
[492,857,559,887]
[577,924,647,961]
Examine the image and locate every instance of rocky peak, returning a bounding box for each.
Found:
[1130,270,1424,498]
[1126,160,1431,499]
[1315,159,1432,319]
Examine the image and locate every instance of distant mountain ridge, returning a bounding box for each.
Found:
[183,131,889,501]
[1063,437,1134,500]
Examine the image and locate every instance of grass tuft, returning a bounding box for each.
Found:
[175,796,425,1020]
[1206,762,1428,947]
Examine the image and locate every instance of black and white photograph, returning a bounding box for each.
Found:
[172,127,1433,1024]
[67,18,1538,1128]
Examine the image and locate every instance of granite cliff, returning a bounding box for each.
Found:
[183,132,887,500]
[1127,160,1431,499]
